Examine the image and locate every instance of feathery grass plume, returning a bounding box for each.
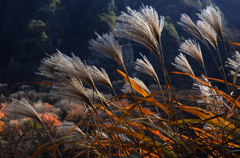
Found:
[38,50,73,80]
[89,32,124,68]
[121,77,150,94]
[57,121,85,136]
[135,53,160,84]
[197,20,218,50]
[8,98,63,157]
[88,66,113,90]
[139,5,165,45]
[121,81,133,94]
[52,78,92,107]
[193,75,224,113]
[114,7,160,57]
[227,51,240,76]
[179,39,204,67]
[8,98,43,124]
[197,5,224,43]
[63,54,97,91]
[172,53,195,76]
[178,14,205,44]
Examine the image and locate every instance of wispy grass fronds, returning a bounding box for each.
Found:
[197,5,224,43]
[178,14,205,43]
[132,77,151,94]
[135,53,160,84]
[179,39,204,67]
[197,20,218,50]
[8,98,42,124]
[38,50,73,80]
[227,51,240,76]
[192,75,224,113]
[172,53,195,76]
[9,99,62,157]
[68,54,96,91]
[52,78,92,107]
[88,66,113,90]
[89,32,124,68]
[114,7,160,56]
[121,77,150,94]
[121,81,133,94]
[139,5,165,45]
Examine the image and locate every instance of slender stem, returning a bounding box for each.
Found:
[41,122,62,158]
[158,41,197,156]
[122,65,162,156]
[223,41,236,96]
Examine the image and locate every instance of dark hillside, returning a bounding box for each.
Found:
[0,0,239,93]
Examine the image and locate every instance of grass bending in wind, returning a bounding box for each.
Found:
[7,4,240,158]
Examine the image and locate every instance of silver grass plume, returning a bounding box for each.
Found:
[178,14,206,44]
[139,5,165,45]
[88,66,113,90]
[8,98,43,124]
[179,39,204,67]
[193,75,224,112]
[197,20,218,50]
[121,81,133,94]
[172,53,195,76]
[114,6,160,57]
[64,54,97,91]
[89,32,124,68]
[52,78,92,107]
[38,50,73,80]
[197,5,224,43]
[135,53,160,84]
[121,77,150,94]
[9,98,62,157]
[227,51,240,76]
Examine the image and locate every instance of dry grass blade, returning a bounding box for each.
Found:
[52,78,92,107]
[135,53,160,84]
[121,77,150,94]
[228,51,240,76]
[172,53,195,76]
[88,66,113,90]
[89,32,124,68]
[177,14,205,43]
[197,4,224,43]
[8,98,42,124]
[179,39,204,67]
[114,6,160,56]
[197,20,218,50]
[139,5,164,45]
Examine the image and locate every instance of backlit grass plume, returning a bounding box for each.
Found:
[197,20,218,50]
[88,66,113,91]
[121,77,150,94]
[139,5,165,45]
[228,51,240,76]
[89,32,124,68]
[135,53,160,85]
[179,39,204,67]
[197,5,224,43]
[8,98,43,124]
[52,78,92,107]
[172,53,195,76]
[114,6,160,56]
[38,50,73,80]
[178,14,205,44]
